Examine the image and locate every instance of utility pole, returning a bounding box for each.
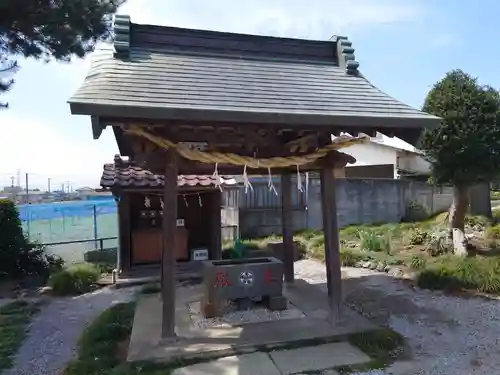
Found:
[47,178,51,193]
[25,173,29,204]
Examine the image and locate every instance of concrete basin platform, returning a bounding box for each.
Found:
[127,279,375,363]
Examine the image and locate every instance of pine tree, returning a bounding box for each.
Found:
[0,0,125,107]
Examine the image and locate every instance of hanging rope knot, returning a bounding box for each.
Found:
[267,167,278,196]
[296,165,304,193]
[243,164,254,194]
[212,162,223,192]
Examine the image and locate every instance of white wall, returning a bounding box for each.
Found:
[341,142,398,178]
[397,152,430,174]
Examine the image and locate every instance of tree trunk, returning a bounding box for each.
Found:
[449,184,469,256]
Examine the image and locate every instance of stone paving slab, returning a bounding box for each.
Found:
[269,342,371,374]
[172,352,281,375]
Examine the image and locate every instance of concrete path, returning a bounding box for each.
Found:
[172,342,371,375]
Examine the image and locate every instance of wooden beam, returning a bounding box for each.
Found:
[320,164,342,323]
[161,150,178,339]
[281,174,294,284]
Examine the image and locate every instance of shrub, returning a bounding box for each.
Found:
[403,200,430,222]
[425,228,453,256]
[48,263,101,296]
[417,256,500,293]
[340,249,365,266]
[83,248,117,266]
[408,228,429,246]
[410,255,427,270]
[295,229,322,240]
[358,230,392,253]
[465,215,491,229]
[485,224,500,240]
[0,199,63,281]
[491,191,500,201]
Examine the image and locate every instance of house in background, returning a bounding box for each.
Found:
[75,186,113,200]
[16,190,50,204]
[337,133,431,180]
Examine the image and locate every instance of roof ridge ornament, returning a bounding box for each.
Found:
[335,36,359,75]
[113,14,131,58]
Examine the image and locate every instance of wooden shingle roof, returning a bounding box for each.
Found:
[69,15,440,130]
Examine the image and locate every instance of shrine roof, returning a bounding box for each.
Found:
[69,15,440,130]
[101,156,239,189]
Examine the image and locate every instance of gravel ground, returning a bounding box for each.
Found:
[295,259,500,375]
[5,260,500,375]
[3,286,138,375]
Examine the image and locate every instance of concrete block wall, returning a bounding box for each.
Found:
[238,178,452,238]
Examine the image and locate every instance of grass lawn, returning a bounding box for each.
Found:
[233,210,500,295]
[0,300,41,371]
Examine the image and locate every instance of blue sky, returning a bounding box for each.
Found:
[1,0,499,190]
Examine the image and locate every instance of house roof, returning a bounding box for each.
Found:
[101,157,239,189]
[68,15,440,130]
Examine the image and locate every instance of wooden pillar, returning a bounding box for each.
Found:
[211,191,222,260]
[117,192,131,273]
[320,166,342,323]
[161,151,178,339]
[281,174,294,284]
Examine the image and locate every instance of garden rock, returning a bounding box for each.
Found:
[376,262,386,272]
[388,268,405,278]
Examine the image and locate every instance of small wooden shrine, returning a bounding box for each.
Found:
[68,15,440,339]
[100,155,239,272]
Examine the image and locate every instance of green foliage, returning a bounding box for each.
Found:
[339,249,365,267]
[420,69,500,186]
[0,199,63,281]
[491,191,500,200]
[0,301,41,371]
[410,255,427,270]
[465,215,491,229]
[403,200,431,222]
[0,0,124,104]
[486,223,500,240]
[417,256,500,293]
[425,228,453,256]
[344,328,406,371]
[48,263,101,296]
[358,230,392,253]
[408,228,429,245]
[84,248,117,266]
[65,302,136,375]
